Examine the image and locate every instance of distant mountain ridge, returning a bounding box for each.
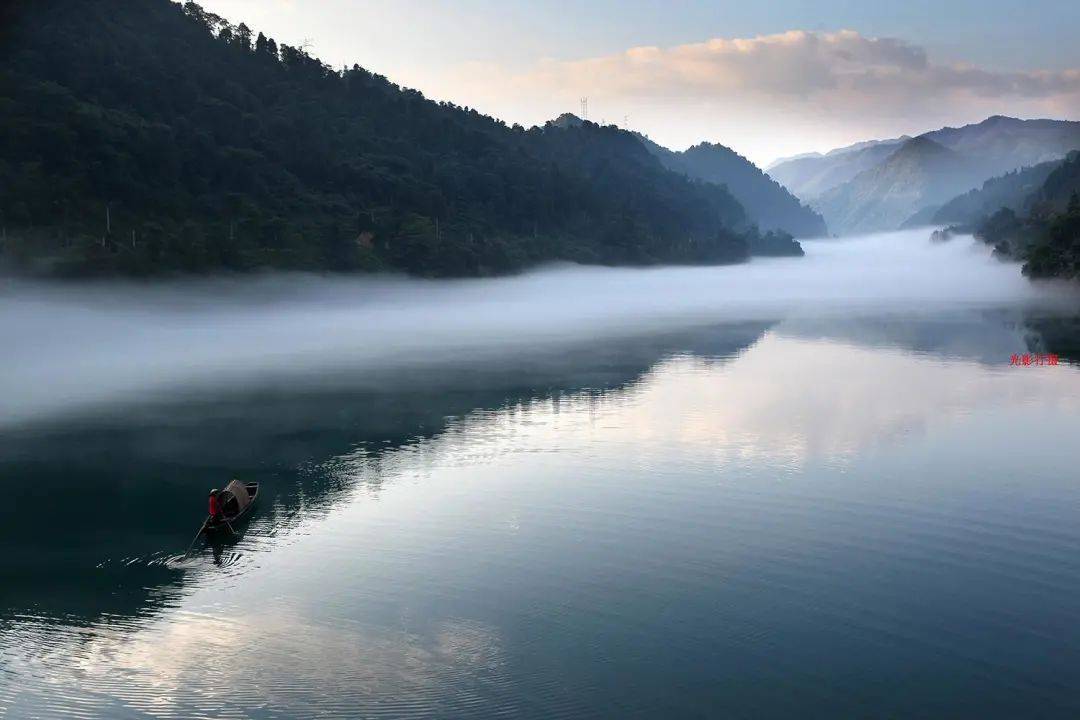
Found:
[769,137,910,169]
[768,139,907,201]
[781,116,1080,235]
[926,116,1080,172]
[638,135,827,237]
[813,136,985,235]
[553,114,827,238]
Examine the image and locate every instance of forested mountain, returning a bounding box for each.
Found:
[0,0,759,277]
[1032,151,1080,212]
[813,137,985,235]
[973,153,1080,279]
[550,113,822,240]
[924,159,1062,227]
[637,135,827,237]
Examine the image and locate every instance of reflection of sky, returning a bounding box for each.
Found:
[626,332,1080,466]
[7,328,1080,717]
[2,608,508,718]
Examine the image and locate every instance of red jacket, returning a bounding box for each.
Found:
[209,494,220,518]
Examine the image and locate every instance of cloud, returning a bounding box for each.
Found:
[509,29,1080,107]
[429,29,1080,164]
[527,30,932,99]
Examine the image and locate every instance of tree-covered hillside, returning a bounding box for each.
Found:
[637,136,827,238]
[0,0,754,277]
[928,160,1062,227]
[974,153,1080,279]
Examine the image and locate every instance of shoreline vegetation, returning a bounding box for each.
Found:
[921,153,1080,281]
[0,0,804,280]
[972,154,1080,279]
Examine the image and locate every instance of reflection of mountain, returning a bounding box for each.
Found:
[6,317,1080,719]
[6,311,1080,642]
[779,313,1080,368]
[776,313,1035,366]
[1023,314,1080,364]
[0,321,772,626]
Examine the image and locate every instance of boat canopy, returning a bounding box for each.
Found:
[221,479,253,514]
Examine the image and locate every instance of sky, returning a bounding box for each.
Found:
[202,0,1080,166]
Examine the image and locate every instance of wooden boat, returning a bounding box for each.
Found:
[205,479,259,533]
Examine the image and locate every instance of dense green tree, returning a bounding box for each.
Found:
[0,0,771,277]
[974,154,1080,278]
[1024,193,1080,278]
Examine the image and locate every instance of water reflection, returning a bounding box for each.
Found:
[0,321,773,626]
[5,312,1080,718]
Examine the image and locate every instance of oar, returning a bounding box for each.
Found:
[184,516,209,556]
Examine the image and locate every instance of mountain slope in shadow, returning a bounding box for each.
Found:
[768,139,908,201]
[639,135,828,237]
[814,137,983,235]
[773,116,1080,235]
[922,159,1063,228]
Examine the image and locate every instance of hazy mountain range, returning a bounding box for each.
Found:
[768,139,909,201]
[924,159,1063,227]
[3,0,1077,278]
[813,137,986,235]
[770,116,1080,235]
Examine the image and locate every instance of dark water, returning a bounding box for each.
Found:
[4,232,1080,718]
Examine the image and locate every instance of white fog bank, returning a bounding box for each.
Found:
[2,230,1077,428]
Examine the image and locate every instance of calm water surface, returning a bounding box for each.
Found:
[4,231,1080,718]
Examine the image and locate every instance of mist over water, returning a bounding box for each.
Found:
[7,229,1080,719]
[2,229,1076,427]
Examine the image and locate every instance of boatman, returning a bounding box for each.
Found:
[208,489,222,520]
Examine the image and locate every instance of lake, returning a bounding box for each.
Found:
[4,229,1080,718]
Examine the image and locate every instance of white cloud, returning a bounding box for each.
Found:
[503,29,1080,104]
[428,30,1080,165]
